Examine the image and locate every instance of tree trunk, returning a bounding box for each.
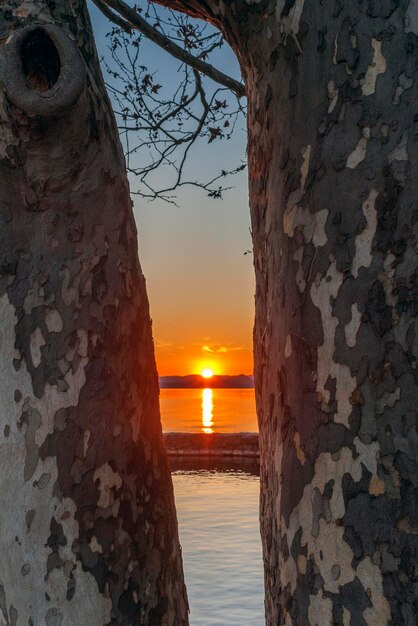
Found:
[234,1,418,624]
[0,2,188,625]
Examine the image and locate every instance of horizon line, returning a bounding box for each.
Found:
[159,373,254,378]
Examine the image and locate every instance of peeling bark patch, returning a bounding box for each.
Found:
[405,0,418,35]
[82,429,90,458]
[293,247,306,293]
[35,471,52,489]
[283,146,328,295]
[308,592,333,625]
[327,81,339,113]
[285,334,293,357]
[388,131,408,164]
[21,563,31,577]
[333,17,360,74]
[357,557,391,625]
[393,73,413,105]
[300,144,310,190]
[30,328,46,368]
[12,0,50,19]
[25,509,35,530]
[0,98,18,161]
[281,440,385,604]
[376,386,400,414]
[362,39,387,96]
[346,127,370,169]
[45,309,63,334]
[0,585,8,624]
[45,608,63,626]
[23,274,48,315]
[283,205,328,247]
[352,189,378,278]
[343,606,351,625]
[311,261,355,426]
[0,295,112,624]
[9,605,17,626]
[344,303,362,347]
[397,517,418,535]
[293,432,306,464]
[93,462,122,510]
[89,536,103,554]
[296,554,307,574]
[275,0,306,35]
[368,474,385,496]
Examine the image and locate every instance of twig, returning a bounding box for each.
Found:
[95,0,246,97]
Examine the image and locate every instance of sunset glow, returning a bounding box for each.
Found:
[201,368,214,379]
[152,336,253,376]
[134,114,254,379]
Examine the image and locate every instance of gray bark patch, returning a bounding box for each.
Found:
[45,608,63,626]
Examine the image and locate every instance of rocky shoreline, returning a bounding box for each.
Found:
[163,432,259,459]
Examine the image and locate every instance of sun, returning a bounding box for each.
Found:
[201,368,214,379]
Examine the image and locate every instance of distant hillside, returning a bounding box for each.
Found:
[159,374,254,389]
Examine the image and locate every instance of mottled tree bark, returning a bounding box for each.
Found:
[0,1,188,625]
[2,0,417,623]
[238,1,418,624]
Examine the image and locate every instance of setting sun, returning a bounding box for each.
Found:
[201,368,214,379]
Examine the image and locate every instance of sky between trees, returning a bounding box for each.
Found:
[90,0,255,376]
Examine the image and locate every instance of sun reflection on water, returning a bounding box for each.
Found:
[202,388,214,433]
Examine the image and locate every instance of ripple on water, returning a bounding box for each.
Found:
[172,470,264,626]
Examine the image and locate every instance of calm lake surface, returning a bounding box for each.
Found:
[162,388,263,624]
[172,469,264,626]
[160,388,258,433]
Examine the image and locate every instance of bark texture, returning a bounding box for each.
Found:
[235,1,418,624]
[0,2,188,624]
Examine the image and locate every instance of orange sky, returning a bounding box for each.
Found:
[134,176,254,376]
[90,3,253,377]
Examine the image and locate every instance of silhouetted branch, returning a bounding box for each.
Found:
[96,0,246,97]
[92,0,134,32]
[103,19,246,201]
[93,0,247,200]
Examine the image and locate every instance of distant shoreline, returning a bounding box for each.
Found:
[160,374,254,389]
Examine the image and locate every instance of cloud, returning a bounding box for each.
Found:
[202,343,245,354]
[154,339,173,349]
[154,339,184,352]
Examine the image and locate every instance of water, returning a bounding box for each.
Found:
[172,469,264,626]
[163,388,263,624]
[160,388,258,433]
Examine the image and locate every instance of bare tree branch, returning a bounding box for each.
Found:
[95,3,246,200]
[96,0,246,97]
[103,21,246,200]
[92,0,134,33]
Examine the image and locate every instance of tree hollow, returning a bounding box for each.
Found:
[1,23,86,117]
[21,28,61,92]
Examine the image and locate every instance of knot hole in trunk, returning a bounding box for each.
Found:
[21,28,61,93]
[1,24,86,117]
